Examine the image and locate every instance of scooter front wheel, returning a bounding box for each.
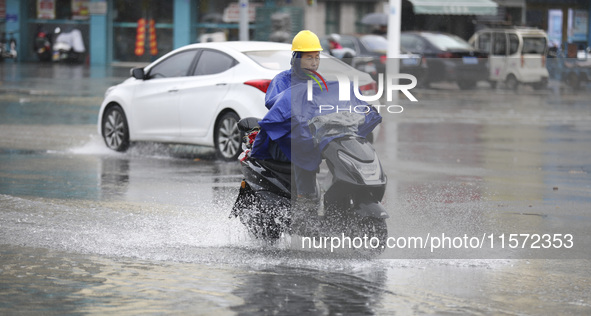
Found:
[350,217,388,256]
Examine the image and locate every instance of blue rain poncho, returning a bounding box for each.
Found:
[265,70,292,110]
[251,79,382,172]
[264,51,310,110]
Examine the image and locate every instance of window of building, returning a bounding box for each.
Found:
[112,0,173,63]
[355,2,374,34]
[25,0,90,62]
[325,1,341,35]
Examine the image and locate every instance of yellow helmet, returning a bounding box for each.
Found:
[291,30,323,52]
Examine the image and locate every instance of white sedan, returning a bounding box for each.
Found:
[98,41,375,160]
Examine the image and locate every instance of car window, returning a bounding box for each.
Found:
[245,50,373,85]
[493,33,507,56]
[148,50,198,79]
[522,37,546,54]
[477,33,492,53]
[340,37,357,51]
[508,34,519,55]
[244,50,292,70]
[401,34,426,52]
[193,49,237,76]
[317,52,373,85]
[360,35,388,53]
[421,33,473,50]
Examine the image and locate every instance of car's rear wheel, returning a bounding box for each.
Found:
[102,105,129,152]
[214,111,242,160]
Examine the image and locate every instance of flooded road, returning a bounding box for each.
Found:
[1,63,591,315]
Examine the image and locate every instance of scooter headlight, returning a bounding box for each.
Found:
[337,151,382,182]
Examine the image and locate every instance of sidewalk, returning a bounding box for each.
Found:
[0,62,132,97]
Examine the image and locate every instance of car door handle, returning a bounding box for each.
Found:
[168,88,179,93]
[216,83,227,86]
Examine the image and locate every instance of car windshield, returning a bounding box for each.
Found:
[522,37,547,54]
[360,35,388,53]
[244,50,373,85]
[422,33,473,50]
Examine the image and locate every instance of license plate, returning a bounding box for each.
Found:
[402,58,420,66]
[463,57,478,64]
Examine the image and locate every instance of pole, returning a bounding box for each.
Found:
[386,0,401,101]
[239,0,249,41]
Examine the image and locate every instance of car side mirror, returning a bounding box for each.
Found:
[131,67,145,80]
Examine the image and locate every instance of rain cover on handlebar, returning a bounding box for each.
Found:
[308,112,365,148]
[237,117,261,132]
[291,81,382,171]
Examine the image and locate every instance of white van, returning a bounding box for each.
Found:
[469,27,549,90]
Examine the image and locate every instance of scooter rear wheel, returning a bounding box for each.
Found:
[234,185,287,241]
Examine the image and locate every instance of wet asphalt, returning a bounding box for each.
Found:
[1,61,591,314]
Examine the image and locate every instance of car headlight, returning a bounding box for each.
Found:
[337,150,382,182]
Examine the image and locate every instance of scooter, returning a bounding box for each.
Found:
[231,113,389,253]
[52,27,86,63]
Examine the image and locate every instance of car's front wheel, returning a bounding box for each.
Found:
[505,74,519,91]
[214,111,242,160]
[102,105,130,152]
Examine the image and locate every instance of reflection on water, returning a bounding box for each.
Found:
[0,148,102,199]
[2,244,590,315]
[0,142,242,204]
[230,265,388,315]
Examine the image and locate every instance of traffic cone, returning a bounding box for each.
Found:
[149,19,158,56]
[135,18,146,56]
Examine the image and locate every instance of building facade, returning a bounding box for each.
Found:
[1,0,590,65]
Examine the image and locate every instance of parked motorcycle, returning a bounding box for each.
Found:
[34,29,52,62]
[231,111,389,254]
[52,27,86,63]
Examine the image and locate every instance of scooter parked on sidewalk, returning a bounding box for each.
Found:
[231,112,389,254]
[52,27,86,63]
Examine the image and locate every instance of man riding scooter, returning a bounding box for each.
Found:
[249,30,382,234]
